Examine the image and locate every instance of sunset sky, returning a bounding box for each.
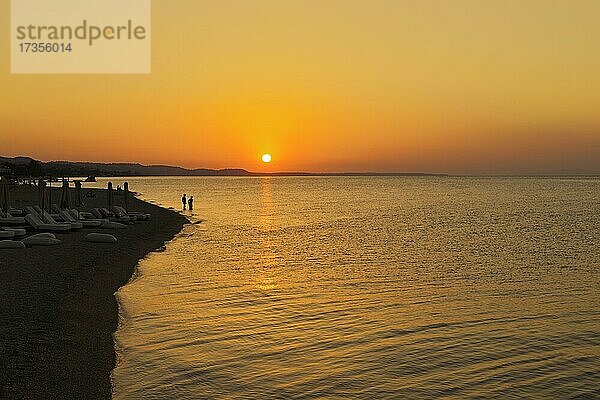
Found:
[1,0,599,174]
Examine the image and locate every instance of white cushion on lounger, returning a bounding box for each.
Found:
[0,240,26,249]
[0,231,15,239]
[85,233,117,243]
[0,212,26,224]
[2,228,26,236]
[7,208,24,216]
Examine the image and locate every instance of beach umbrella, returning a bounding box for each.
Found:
[124,182,129,211]
[0,179,10,212]
[60,178,71,209]
[47,178,52,212]
[38,179,46,212]
[75,181,83,207]
[107,182,114,209]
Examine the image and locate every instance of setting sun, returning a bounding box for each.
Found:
[261,154,272,163]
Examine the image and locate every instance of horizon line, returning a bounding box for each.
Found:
[2,155,600,177]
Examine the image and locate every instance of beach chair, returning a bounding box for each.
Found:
[57,210,103,228]
[101,207,134,222]
[0,209,26,225]
[51,205,64,215]
[65,209,126,229]
[67,209,97,221]
[92,208,130,223]
[0,230,15,239]
[112,205,150,221]
[2,227,26,237]
[24,206,41,216]
[7,208,24,217]
[41,211,83,230]
[109,206,134,221]
[24,213,71,232]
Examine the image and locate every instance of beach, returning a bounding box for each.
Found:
[0,185,187,399]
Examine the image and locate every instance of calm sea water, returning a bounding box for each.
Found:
[92,177,599,399]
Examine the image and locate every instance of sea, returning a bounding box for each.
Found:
[89,176,600,399]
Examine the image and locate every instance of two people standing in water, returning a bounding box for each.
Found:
[182,193,194,211]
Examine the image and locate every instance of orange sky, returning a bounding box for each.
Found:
[1,0,599,174]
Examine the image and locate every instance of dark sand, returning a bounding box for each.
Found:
[0,185,188,399]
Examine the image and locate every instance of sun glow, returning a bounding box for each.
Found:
[261,153,272,163]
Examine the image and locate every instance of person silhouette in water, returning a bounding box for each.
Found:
[188,196,194,211]
[182,194,187,210]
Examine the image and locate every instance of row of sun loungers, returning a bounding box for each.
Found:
[0,204,151,248]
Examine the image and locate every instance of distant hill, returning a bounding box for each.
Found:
[0,156,254,177]
[43,160,253,177]
[0,156,446,177]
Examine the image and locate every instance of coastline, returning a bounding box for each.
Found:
[0,186,188,399]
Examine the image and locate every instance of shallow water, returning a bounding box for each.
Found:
[95,177,599,399]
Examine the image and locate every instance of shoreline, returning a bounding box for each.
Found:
[0,185,188,399]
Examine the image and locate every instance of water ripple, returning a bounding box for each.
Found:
[111,177,600,399]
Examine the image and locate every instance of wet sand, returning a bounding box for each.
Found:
[0,185,187,399]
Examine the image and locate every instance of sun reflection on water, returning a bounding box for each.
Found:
[257,178,278,291]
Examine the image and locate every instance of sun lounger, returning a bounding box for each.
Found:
[65,209,127,228]
[56,207,103,223]
[67,209,97,221]
[2,227,26,237]
[42,211,83,230]
[110,206,133,220]
[0,230,15,239]
[58,210,103,228]
[101,207,134,222]
[112,206,150,221]
[92,208,130,223]
[0,210,26,225]
[24,214,71,232]
[91,208,104,219]
[7,208,24,217]
[24,206,40,216]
